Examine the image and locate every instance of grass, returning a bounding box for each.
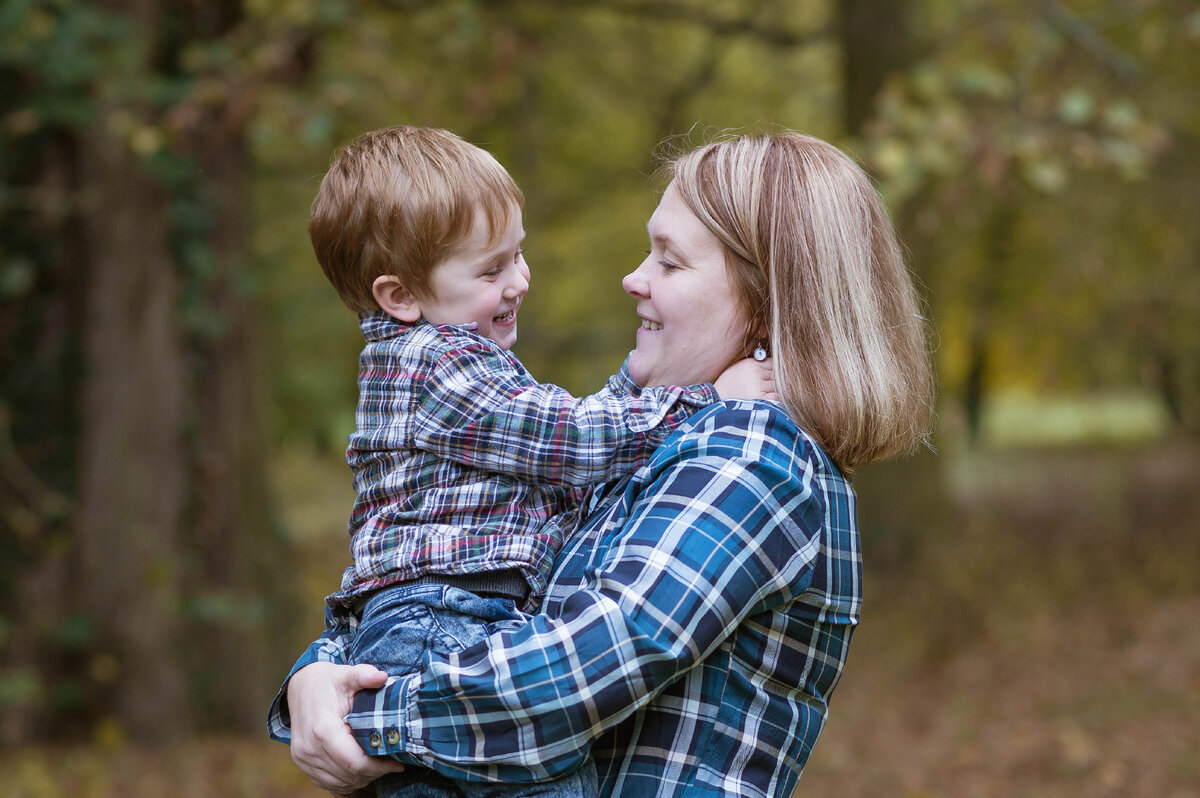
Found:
[979,389,1172,447]
[0,737,316,798]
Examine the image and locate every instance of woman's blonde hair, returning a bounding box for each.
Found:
[310,126,524,312]
[667,131,935,473]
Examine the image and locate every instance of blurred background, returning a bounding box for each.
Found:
[1,0,1198,796]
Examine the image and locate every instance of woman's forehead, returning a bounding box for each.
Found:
[647,183,721,258]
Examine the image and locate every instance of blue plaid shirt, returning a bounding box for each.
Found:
[333,312,717,612]
[269,400,861,798]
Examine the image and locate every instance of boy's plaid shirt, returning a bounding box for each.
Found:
[330,312,717,613]
[270,400,861,798]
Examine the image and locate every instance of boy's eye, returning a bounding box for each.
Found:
[514,248,525,263]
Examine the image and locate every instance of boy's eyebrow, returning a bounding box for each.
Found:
[471,229,525,264]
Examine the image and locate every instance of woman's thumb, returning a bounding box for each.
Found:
[349,663,390,689]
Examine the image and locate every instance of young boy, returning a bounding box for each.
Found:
[304,126,757,797]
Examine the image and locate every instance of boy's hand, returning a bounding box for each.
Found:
[714,357,777,401]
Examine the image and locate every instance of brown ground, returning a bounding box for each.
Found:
[4,442,1197,797]
[5,592,1195,798]
[800,595,1200,797]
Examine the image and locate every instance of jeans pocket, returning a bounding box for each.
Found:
[349,597,438,677]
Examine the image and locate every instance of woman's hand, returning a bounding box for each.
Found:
[714,357,777,401]
[287,662,405,795]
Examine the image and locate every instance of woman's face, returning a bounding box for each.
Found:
[622,182,748,388]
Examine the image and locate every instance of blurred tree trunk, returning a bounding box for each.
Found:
[76,96,194,738]
[6,0,309,741]
[1146,134,1200,433]
[838,0,911,136]
[964,200,1015,443]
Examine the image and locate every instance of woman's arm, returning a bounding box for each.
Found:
[347,404,830,783]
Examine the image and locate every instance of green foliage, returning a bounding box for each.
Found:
[253,0,838,442]
[3,0,1199,748]
[0,0,347,742]
[246,0,1200,447]
[0,0,126,128]
[847,0,1198,435]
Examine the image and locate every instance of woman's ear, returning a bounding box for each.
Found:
[744,317,770,358]
[372,275,422,323]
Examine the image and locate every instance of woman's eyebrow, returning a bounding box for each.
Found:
[646,223,676,251]
[653,233,691,262]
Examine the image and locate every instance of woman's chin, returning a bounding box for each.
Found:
[628,354,661,388]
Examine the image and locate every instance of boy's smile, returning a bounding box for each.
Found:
[419,206,529,350]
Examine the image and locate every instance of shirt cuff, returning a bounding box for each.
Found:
[682,381,720,406]
[346,673,424,761]
[611,355,717,433]
[266,636,336,743]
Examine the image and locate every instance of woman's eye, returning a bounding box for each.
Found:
[659,260,680,273]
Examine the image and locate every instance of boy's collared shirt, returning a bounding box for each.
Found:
[336,311,717,613]
[269,401,860,798]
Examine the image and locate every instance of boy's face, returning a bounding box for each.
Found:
[422,206,529,350]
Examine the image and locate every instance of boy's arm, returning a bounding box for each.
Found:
[414,349,718,485]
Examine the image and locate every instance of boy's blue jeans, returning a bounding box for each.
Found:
[348,582,597,798]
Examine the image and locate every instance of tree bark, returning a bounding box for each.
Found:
[76,112,193,740]
[838,0,912,136]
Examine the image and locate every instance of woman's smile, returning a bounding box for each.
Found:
[622,182,747,388]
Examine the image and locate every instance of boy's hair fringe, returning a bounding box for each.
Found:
[310,126,524,312]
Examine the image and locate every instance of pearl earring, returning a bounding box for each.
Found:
[753,344,768,362]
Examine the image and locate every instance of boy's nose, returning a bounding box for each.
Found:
[505,267,529,298]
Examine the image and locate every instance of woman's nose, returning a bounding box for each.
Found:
[622,261,649,297]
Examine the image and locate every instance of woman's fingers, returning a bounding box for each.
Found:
[287,662,404,791]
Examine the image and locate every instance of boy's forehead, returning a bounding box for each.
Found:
[473,203,523,244]
[453,204,523,254]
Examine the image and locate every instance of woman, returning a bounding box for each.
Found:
[272,131,936,797]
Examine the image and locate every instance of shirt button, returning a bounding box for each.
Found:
[386,729,400,746]
[369,732,382,748]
